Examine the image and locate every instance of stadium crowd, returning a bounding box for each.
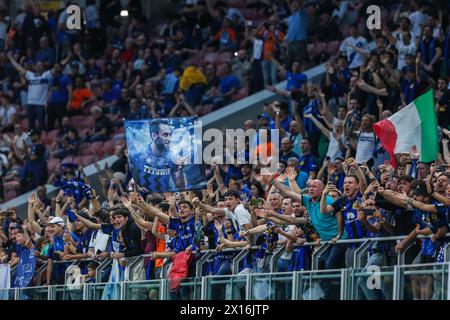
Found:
[1,0,450,300]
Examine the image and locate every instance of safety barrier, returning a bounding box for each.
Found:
[1,263,449,300]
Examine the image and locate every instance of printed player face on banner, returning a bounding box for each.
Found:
[125,117,206,193]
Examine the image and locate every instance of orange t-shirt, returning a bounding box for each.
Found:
[259,30,285,61]
[155,223,166,268]
[70,88,93,110]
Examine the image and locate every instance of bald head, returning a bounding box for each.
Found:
[308,179,324,199]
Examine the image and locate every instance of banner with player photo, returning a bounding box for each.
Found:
[125,117,207,193]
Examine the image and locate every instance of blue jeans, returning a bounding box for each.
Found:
[320,244,347,270]
[27,104,46,131]
[214,259,232,276]
[357,252,387,300]
[276,258,292,300]
[261,60,277,86]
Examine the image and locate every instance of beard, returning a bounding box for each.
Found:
[155,137,169,152]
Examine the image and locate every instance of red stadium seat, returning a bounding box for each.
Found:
[326,40,341,56]
[69,115,85,128]
[216,51,232,65]
[47,158,60,173]
[73,156,84,166]
[204,52,218,65]
[46,129,59,141]
[82,155,95,166]
[61,156,74,164]
[102,140,115,155]
[5,190,17,201]
[89,142,104,157]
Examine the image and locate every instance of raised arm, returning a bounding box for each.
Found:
[303,113,331,138]
[74,212,102,229]
[7,53,27,76]
[193,197,226,216]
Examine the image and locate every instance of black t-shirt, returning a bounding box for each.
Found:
[438,90,450,129]
[95,114,113,136]
[111,155,128,174]
[375,198,416,236]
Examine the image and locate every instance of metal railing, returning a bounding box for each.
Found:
[2,262,449,300]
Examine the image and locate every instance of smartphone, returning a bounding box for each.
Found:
[363,208,375,215]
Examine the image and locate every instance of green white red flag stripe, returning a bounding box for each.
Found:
[373,89,438,167]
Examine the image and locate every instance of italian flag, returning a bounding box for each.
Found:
[373,90,438,167]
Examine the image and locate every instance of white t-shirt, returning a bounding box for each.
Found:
[89,229,110,253]
[279,222,295,260]
[0,105,16,127]
[340,36,368,69]
[396,40,417,70]
[409,11,428,39]
[355,131,376,164]
[25,70,53,106]
[326,131,343,162]
[0,153,8,176]
[253,39,264,60]
[224,204,251,232]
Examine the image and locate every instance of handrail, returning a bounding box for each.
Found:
[8,232,450,288]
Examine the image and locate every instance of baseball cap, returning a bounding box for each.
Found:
[49,217,65,226]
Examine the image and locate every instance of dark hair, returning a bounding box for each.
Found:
[178,200,194,209]
[224,190,240,199]
[411,180,429,197]
[345,174,360,184]
[251,180,265,198]
[87,262,99,270]
[159,201,170,213]
[111,208,129,218]
[149,119,169,135]
[398,175,414,184]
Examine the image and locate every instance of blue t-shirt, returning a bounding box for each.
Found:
[286,71,307,91]
[285,9,307,42]
[284,170,309,189]
[302,194,337,241]
[303,99,320,136]
[413,201,447,257]
[219,75,240,95]
[169,216,197,251]
[331,194,365,243]
[49,74,72,103]
[100,224,124,253]
[269,115,293,132]
[298,153,318,173]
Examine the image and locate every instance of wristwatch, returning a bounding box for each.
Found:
[406,198,413,205]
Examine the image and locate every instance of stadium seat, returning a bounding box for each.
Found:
[46,129,59,142]
[61,156,75,164]
[102,140,115,155]
[72,156,85,166]
[326,40,340,56]
[47,158,60,173]
[69,115,85,128]
[81,155,95,166]
[89,142,104,158]
[5,190,17,201]
[204,52,219,65]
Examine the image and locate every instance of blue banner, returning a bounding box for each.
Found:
[13,245,36,288]
[125,117,207,193]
